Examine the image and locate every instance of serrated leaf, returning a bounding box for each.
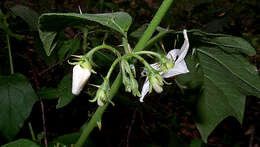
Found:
[0,74,38,140]
[192,38,260,142]
[39,12,132,35]
[2,139,40,147]
[10,5,39,30]
[56,73,75,109]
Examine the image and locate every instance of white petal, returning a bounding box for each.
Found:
[176,29,189,64]
[141,63,160,76]
[72,65,91,95]
[166,49,178,61]
[150,63,160,70]
[140,77,150,102]
[162,60,189,78]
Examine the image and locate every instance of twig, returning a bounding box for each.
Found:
[28,59,48,147]
[126,109,137,147]
[38,61,60,76]
[40,100,48,147]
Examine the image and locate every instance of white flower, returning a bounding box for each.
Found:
[72,64,91,95]
[140,29,189,102]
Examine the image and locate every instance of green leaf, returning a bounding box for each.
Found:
[190,139,203,147]
[39,12,132,35]
[38,30,57,56]
[56,73,75,109]
[37,87,59,100]
[49,132,96,147]
[204,36,256,56]
[10,5,39,30]
[2,139,40,147]
[189,34,260,142]
[58,38,81,62]
[0,74,38,140]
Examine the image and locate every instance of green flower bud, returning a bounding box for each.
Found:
[90,78,110,106]
[149,73,164,93]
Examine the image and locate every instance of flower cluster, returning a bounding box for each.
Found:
[70,29,190,106]
[140,29,189,102]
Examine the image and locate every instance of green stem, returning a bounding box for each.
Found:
[28,122,36,141]
[135,51,162,59]
[122,37,131,53]
[124,53,152,71]
[75,73,122,147]
[6,34,14,74]
[144,30,174,50]
[88,44,121,58]
[75,0,174,145]
[106,58,120,78]
[133,0,174,52]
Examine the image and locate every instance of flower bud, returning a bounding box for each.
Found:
[90,78,110,106]
[72,64,91,95]
[149,73,164,93]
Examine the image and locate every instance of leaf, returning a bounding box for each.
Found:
[37,87,59,100]
[39,12,132,35]
[10,5,39,30]
[38,30,57,56]
[202,36,256,56]
[130,24,149,38]
[187,32,260,142]
[2,139,40,147]
[190,139,203,147]
[56,73,75,109]
[49,132,96,147]
[0,74,38,140]
[57,38,81,62]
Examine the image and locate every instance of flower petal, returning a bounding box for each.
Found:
[166,49,179,61]
[140,77,150,102]
[72,65,91,95]
[176,29,189,64]
[162,60,189,78]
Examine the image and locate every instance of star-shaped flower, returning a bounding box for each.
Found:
[140,29,190,102]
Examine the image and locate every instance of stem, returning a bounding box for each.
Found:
[75,73,122,147]
[133,0,174,52]
[6,34,14,74]
[125,53,152,71]
[28,122,36,141]
[144,30,174,50]
[88,44,121,58]
[122,37,131,53]
[106,58,120,78]
[75,0,174,145]
[135,51,162,59]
